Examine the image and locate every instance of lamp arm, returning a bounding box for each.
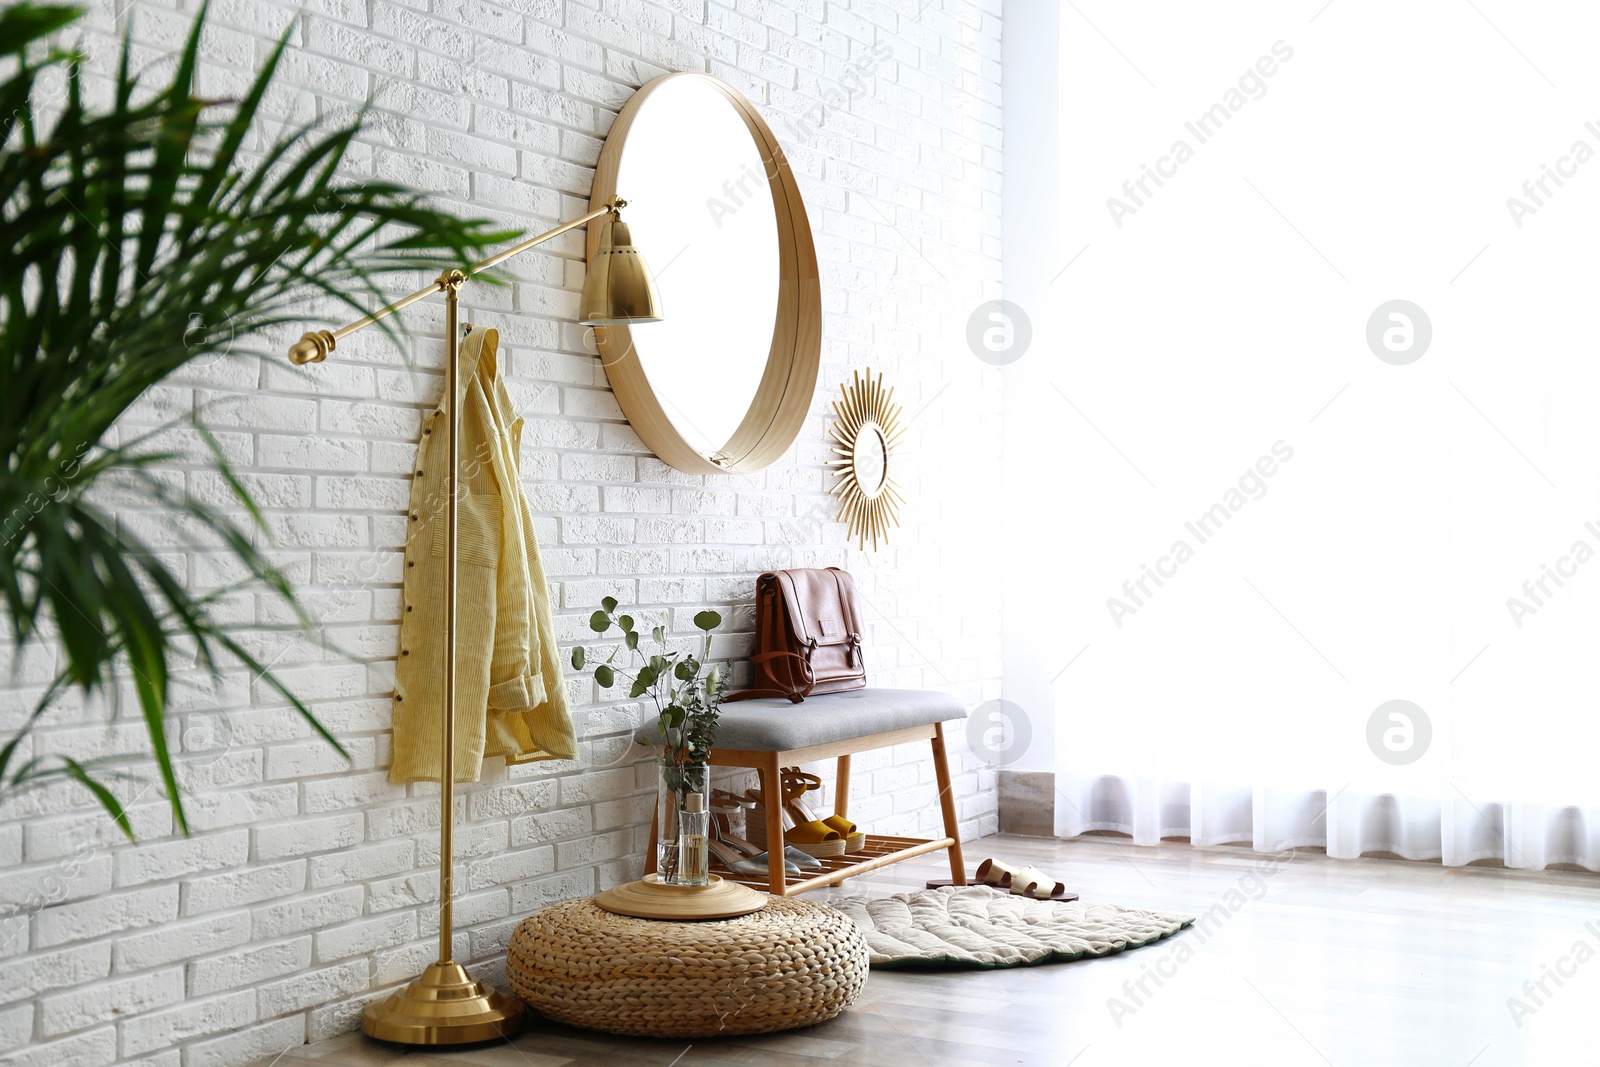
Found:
[287,196,624,364]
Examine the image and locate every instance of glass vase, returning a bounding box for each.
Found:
[656,760,710,886]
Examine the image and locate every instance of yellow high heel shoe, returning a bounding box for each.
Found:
[781,769,866,853]
[744,788,845,858]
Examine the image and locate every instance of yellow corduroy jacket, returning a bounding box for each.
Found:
[389,326,576,783]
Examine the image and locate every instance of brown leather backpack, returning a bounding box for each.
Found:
[727,568,867,703]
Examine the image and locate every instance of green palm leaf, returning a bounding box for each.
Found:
[0,4,512,837]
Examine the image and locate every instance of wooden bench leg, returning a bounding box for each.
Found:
[645,805,658,877]
[932,722,965,885]
[757,753,787,895]
[835,754,851,820]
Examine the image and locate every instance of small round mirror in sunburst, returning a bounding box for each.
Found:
[827,369,906,550]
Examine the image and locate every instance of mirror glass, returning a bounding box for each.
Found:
[853,425,887,498]
[613,77,781,459]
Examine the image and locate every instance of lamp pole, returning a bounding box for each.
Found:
[286,195,657,1046]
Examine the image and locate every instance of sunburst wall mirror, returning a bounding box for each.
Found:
[827,369,906,551]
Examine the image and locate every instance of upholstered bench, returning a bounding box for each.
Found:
[635,687,969,896]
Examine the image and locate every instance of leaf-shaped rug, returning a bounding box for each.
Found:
[831,885,1193,969]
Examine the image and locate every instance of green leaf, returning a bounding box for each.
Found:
[653,625,665,644]
[0,5,84,55]
[594,664,615,688]
[602,596,618,613]
[674,660,693,680]
[694,610,722,631]
[589,611,611,633]
[618,614,634,633]
[625,630,638,650]
[663,705,686,729]
[570,646,585,670]
[57,758,132,840]
[217,631,347,762]
[629,664,659,700]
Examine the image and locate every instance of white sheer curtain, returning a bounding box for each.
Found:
[1007,1,1600,871]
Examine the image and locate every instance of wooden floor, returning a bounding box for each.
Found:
[277,834,1600,1067]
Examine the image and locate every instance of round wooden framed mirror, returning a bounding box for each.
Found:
[587,73,821,475]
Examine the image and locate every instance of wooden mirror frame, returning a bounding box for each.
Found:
[587,73,822,476]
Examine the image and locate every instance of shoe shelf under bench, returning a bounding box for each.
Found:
[645,719,968,897]
[709,833,959,895]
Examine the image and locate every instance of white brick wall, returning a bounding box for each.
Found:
[0,0,1003,1063]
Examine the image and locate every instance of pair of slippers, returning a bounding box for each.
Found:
[927,857,1077,901]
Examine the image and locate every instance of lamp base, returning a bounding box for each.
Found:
[362,961,526,1046]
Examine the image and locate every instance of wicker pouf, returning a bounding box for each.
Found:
[507,896,869,1038]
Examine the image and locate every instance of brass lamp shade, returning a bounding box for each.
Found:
[579,218,663,326]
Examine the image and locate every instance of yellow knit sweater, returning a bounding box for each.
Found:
[389,327,576,783]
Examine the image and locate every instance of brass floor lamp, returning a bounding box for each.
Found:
[287,195,661,1046]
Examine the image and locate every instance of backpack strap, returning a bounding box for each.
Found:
[828,567,865,670]
[724,574,814,702]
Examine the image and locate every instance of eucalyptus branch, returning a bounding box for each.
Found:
[573,598,725,767]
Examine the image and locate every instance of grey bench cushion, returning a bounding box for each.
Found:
[633,688,966,754]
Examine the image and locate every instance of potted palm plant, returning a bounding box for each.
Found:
[0,3,508,836]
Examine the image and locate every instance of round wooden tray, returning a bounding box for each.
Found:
[593,874,768,920]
